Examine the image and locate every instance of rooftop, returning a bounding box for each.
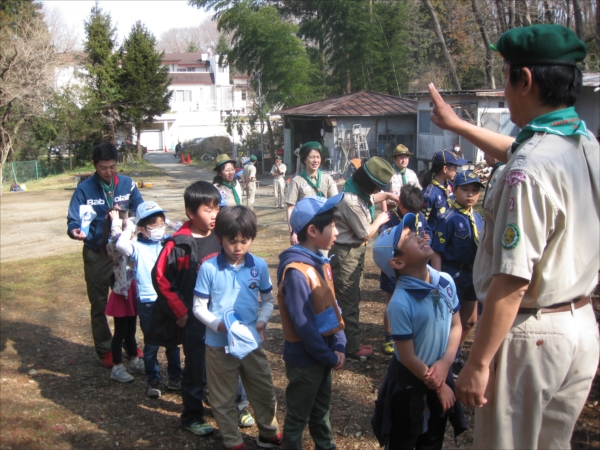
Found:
[168,73,214,85]
[162,52,210,67]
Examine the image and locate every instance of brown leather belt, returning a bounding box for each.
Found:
[517,296,590,315]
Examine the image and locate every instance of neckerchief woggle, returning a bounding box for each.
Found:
[300,169,323,197]
[511,106,589,153]
[394,165,407,185]
[343,177,375,221]
[221,180,241,205]
[455,205,479,246]
[397,267,455,313]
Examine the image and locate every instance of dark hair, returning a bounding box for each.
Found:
[215,206,257,240]
[213,162,236,185]
[297,207,341,243]
[419,163,456,188]
[352,166,379,195]
[93,142,119,164]
[184,181,221,214]
[300,147,320,164]
[399,185,423,213]
[509,64,582,107]
[137,212,165,229]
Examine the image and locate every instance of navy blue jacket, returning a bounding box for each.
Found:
[431,206,483,267]
[277,246,346,367]
[67,173,143,251]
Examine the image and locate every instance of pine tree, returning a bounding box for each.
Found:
[119,21,172,159]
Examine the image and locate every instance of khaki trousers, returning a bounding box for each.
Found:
[330,243,366,354]
[206,346,279,448]
[246,181,256,210]
[473,303,599,449]
[273,178,285,207]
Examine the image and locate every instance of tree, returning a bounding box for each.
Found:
[119,22,172,159]
[83,3,121,144]
[156,19,220,53]
[0,0,55,193]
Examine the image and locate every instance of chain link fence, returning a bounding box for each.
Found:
[6,160,71,185]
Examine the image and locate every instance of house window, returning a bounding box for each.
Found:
[187,68,195,72]
[498,101,505,108]
[176,90,192,102]
[177,68,187,72]
[241,90,247,101]
[419,111,443,135]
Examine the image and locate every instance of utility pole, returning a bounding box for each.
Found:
[253,71,265,174]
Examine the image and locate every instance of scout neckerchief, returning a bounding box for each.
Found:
[398,268,454,313]
[482,161,505,208]
[300,169,323,197]
[455,205,479,246]
[511,106,589,153]
[394,208,422,236]
[221,180,241,205]
[394,165,407,185]
[343,177,375,221]
[430,178,454,206]
[100,176,115,208]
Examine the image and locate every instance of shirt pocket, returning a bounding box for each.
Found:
[453,226,470,240]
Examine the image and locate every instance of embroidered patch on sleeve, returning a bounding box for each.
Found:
[506,171,527,187]
[501,223,520,249]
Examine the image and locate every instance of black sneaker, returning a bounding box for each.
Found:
[167,377,182,391]
[147,379,161,398]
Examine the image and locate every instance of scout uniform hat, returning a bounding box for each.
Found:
[299,141,323,160]
[432,149,468,166]
[135,201,167,224]
[363,156,394,187]
[454,170,485,189]
[391,144,414,157]
[250,155,258,161]
[490,24,587,66]
[290,193,344,234]
[275,154,283,160]
[372,213,417,279]
[222,308,258,360]
[213,154,236,171]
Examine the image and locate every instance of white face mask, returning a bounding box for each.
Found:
[453,146,460,152]
[148,226,166,241]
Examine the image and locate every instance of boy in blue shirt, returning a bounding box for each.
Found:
[277,194,347,450]
[193,206,281,450]
[430,171,484,371]
[371,214,466,449]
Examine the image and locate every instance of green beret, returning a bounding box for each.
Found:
[491,24,587,66]
[213,154,235,171]
[391,144,414,157]
[250,155,258,161]
[299,141,323,160]
[363,156,393,187]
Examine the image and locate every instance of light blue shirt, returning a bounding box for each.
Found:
[387,266,459,366]
[194,252,273,347]
[130,238,163,303]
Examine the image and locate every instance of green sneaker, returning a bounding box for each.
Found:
[183,421,215,437]
[238,406,255,428]
[382,340,395,355]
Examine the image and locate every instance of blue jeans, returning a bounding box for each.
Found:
[138,301,182,383]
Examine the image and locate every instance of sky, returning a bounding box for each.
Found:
[42,1,212,47]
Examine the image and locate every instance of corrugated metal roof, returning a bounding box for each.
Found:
[169,73,214,85]
[278,91,416,117]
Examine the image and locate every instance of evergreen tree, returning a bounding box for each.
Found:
[186,41,199,52]
[119,21,172,159]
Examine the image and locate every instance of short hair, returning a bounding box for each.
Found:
[399,185,423,213]
[297,207,341,243]
[184,181,221,213]
[509,64,582,107]
[352,166,379,195]
[137,212,165,229]
[93,142,118,164]
[215,206,257,240]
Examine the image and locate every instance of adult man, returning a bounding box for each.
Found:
[242,155,257,210]
[67,142,144,367]
[429,24,599,449]
[270,155,286,209]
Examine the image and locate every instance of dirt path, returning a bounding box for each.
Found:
[0,153,289,263]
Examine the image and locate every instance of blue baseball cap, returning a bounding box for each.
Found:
[223,308,259,360]
[135,201,167,224]
[290,193,344,234]
[432,149,467,166]
[372,213,417,278]
[453,170,485,188]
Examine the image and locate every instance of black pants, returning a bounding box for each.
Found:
[180,315,207,427]
[111,316,137,365]
[388,388,448,450]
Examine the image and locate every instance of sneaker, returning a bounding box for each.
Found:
[382,340,394,355]
[100,351,114,368]
[167,377,182,391]
[123,347,144,359]
[228,444,245,450]
[346,344,374,360]
[238,407,255,428]
[129,358,145,374]
[183,421,215,437]
[110,364,134,383]
[256,433,283,448]
[146,379,161,398]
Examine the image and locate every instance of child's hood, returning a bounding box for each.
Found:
[277,246,323,286]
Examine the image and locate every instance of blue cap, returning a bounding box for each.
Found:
[432,149,468,166]
[290,193,344,234]
[135,201,167,224]
[223,308,259,360]
[453,170,485,188]
[372,213,417,278]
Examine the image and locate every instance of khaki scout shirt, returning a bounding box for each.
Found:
[285,173,338,205]
[388,168,422,194]
[473,132,600,308]
[214,181,242,207]
[270,163,286,179]
[243,163,256,185]
[335,192,374,245]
